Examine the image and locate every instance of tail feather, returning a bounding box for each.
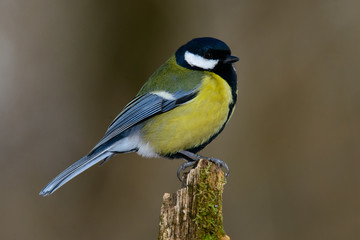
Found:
[39,152,112,196]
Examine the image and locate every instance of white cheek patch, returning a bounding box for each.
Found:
[184,51,219,70]
[152,91,175,100]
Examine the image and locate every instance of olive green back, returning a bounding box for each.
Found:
[137,55,204,95]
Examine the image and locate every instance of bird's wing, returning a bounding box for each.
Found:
[90,90,198,153]
[39,90,198,196]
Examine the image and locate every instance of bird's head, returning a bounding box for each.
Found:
[175,37,239,71]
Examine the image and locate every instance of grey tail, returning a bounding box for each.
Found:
[39,152,113,196]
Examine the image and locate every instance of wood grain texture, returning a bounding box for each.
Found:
[159,159,230,240]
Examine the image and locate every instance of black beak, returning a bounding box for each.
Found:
[223,55,239,64]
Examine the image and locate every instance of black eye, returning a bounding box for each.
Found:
[204,52,212,59]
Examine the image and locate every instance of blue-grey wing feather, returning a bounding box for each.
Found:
[39,90,198,196]
[91,90,198,152]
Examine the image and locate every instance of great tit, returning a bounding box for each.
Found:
[40,37,239,196]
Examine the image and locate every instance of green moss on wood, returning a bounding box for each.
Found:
[193,162,226,239]
[158,159,229,240]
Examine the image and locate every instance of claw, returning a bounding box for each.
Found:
[177,161,198,181]
[204,157,230,177]
[177,150,230,180]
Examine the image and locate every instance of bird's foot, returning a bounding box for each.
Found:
[177,150,230,181]
[177,160,198,181]
[201,156,230,177]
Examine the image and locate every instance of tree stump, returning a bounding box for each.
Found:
[158,159,230,240]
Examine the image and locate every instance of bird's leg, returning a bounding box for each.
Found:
[177,150,230,181]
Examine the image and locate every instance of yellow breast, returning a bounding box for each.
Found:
[141,72,233,155]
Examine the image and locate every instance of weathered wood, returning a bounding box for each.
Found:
[159,159,230,240]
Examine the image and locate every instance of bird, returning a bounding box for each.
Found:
[39,37,239,196]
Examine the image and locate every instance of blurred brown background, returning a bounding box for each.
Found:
[1,0,359,239]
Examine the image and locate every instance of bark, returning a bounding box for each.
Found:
[158,159,230,240]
